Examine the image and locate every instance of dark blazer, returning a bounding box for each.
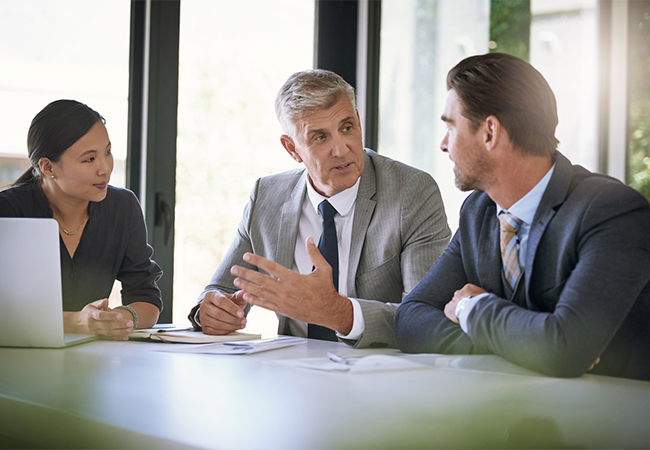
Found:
[192,149,451,348]
[394,152,650,380]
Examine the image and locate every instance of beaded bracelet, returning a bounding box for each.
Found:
[114,305,138,329]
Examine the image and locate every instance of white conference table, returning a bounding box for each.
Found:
[1,335,649,449]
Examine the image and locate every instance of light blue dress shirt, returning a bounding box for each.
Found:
[458,164,556,333]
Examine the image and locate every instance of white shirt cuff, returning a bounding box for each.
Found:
[458,293,489,334]
[336,297,364,340]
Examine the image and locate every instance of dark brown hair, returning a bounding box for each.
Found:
[447,53,559,157]
[14,99,105,185]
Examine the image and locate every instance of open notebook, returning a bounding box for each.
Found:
[0,217,97,348]
[128,328,261,343]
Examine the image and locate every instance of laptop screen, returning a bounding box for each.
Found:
[0,217,67,347]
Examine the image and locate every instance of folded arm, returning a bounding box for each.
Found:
[396,190,650,377]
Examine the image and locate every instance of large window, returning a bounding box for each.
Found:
[0,0,131,307]
[0,0,130,189]
[378,0,490,231]
[377,0,600,230]
[530,0,598,173]
[173,0,315,331]
[628,0,650,201]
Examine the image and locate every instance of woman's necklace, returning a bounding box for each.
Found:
[59,216,88,236]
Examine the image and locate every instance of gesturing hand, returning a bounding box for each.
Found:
[230,237,353,334]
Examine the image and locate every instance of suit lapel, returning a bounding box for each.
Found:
[275,171,307,269]
[347,151,376,298]
[524,152,572,290]
[477,201,505,298]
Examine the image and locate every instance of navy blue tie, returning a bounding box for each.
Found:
[308,200,339,341]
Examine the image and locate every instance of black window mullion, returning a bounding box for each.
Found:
[126,0,180,323]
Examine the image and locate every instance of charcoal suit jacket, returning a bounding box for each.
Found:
[395,152,650,380]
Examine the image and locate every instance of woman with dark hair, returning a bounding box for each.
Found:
[0,100,162,339]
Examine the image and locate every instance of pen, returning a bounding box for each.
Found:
[156,327,194,333]
[327,352,353,365]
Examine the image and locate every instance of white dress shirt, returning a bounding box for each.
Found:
[458,164,556,333]
[291,178,365,340]
[197,178,366,339]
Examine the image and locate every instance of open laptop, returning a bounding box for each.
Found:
[0,217,97,347]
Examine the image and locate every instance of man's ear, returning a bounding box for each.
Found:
[38,157,54,179]
[280,135,303,163]
[483,115,503,152]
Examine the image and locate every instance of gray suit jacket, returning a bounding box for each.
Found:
[193,149,451,348]
[395,152,650,380]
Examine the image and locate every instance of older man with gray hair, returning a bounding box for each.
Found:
[189,69,450,348]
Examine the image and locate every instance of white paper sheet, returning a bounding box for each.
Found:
[152,336,306,355]
[274,354,431,374]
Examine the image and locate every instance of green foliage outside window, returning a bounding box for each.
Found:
[489,0,531,61]
[628,2,650,202]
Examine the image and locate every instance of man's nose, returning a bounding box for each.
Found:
[331,135,348,157]
[440,132,449,153]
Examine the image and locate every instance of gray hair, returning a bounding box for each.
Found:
[275,69,356,139]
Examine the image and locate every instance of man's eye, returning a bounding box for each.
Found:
[314,135,325,141]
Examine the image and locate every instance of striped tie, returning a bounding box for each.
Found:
[499,212,523,289]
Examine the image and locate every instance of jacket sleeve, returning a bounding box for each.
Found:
[352,170,451,348]
[396,183,650,378]
[394,228,483,355]
[464,186,650,377]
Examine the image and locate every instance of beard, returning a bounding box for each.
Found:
[452,148,494,192]
[453,165,483,191]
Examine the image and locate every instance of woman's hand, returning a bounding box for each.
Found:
[63,298,133,340]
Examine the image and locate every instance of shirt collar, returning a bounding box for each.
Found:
[306,177,360,217]
[496,163,555,225]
